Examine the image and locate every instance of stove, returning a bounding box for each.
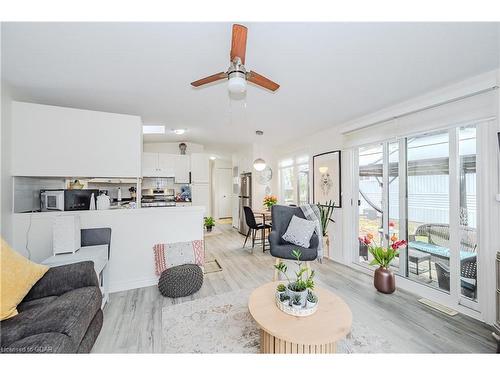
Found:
[141,188,175,208]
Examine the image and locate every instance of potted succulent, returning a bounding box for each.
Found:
[276,283,286,299]
[306,290,318,308]
[359,233,407,294]
[263,195,278,211]
[291,294,302,307]
[204,216,215,232]
[274,249,315,307]
[318,200,335,259]
[279,293,290,307]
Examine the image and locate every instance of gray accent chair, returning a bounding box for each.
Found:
[0,261,103,353]
[269,205,319,262]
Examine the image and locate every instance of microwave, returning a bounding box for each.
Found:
[40,189,99,211]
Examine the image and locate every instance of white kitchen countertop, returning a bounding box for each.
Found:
[14,205,205,216]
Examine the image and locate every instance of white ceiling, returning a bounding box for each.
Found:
[2,22,499,149]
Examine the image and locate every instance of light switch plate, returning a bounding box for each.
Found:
[496,194,500,202]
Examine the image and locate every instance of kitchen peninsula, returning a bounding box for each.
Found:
[12,206,204,292]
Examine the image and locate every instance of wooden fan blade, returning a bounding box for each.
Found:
[191,72,227,87]
[247,71,280,92]
[230,24,248,64]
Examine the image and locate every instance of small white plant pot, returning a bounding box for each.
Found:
[281,299,291,307]
[307,300,317,309]
[286,286,308,307]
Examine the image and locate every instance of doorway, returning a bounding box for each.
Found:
[215,168,232,219]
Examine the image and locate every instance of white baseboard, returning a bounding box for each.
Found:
[109,277,158,293]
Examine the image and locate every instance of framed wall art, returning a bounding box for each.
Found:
[313,150,341,208]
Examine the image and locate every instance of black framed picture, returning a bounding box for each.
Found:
[313,150,342,208]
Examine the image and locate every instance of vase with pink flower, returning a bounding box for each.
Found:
[359,233,407,294]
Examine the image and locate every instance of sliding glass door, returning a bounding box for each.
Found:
[354,124,480,309]
[358,144,384,264]
[407,130,450,288]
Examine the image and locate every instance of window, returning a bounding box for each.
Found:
[279,156,310,206]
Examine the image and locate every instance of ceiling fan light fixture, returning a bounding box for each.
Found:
[227,73,247,94]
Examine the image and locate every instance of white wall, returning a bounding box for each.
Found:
[251,143,278,211]
[1,81,13,244]
[143,141,204,154]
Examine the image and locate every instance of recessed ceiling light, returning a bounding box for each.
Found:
[209,156,217,160]
[172,129,186,135]
[143,125,165,134]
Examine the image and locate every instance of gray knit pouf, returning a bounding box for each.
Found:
[158,264,204,298]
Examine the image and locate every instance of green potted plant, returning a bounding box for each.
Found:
[359,233,407,294]
[318,200,335,259]
[274,249,315,307]
[291,294,302,307]
[279,293,290,307]
[204,216,215,232]
[306,290,318,308]
[263,195,277,211]
[276,283,286,298]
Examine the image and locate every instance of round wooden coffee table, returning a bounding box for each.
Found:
[248,282,352,354]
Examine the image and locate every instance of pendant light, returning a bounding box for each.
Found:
[253,130,266,171]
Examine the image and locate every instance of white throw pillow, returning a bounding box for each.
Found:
[282,215,316,248]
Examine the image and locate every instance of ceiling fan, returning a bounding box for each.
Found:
[191,24,280,94]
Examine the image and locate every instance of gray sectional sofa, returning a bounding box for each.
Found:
[0,261,103,353]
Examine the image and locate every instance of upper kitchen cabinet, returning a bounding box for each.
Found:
[142,153,178,177]
[190,153,210,183]
[173,155,190,183]
[11,102,142,177]
[157,154,175,177]
[142,152,160,177]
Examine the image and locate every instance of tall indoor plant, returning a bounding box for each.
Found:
[318,200,335,259]
[359,234,407,294]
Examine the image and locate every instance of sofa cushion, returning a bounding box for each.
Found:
[0,238,49,320]
[4,332,77,353]
[17,296,58,313]
[0,286,101,349]
[282,215,316,248]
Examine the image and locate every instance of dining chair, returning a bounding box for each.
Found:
[243,206,272,252]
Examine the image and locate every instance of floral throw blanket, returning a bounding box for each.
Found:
[153,240,204,275]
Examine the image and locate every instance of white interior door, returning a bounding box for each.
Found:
[216,168,232,219]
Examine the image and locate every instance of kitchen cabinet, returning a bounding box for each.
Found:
[191,184,210,215]
[11,101,142,177]
[158,154,175,177]
[173,155,190,183]
[141,153,160,177]
[190,153,210,183]
[142,153,174,177]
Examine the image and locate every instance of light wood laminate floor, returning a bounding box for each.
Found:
[92,224,496,353]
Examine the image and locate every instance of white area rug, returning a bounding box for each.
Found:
[161,289,393,353]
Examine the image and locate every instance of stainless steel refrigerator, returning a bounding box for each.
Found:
[239,173,252,235]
